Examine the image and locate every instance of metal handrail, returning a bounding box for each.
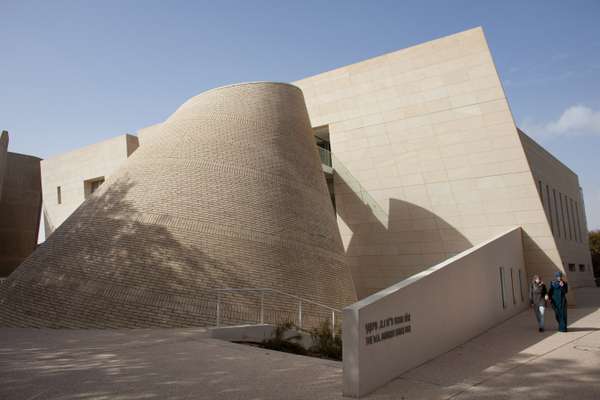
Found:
[317,146,332,167]
[213,287,340,337]
[328,150,389,228]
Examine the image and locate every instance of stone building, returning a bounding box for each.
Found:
[0,131,42,278]
[0,83,355,328]
[0,27,593,328]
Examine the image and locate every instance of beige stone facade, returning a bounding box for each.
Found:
[293,27,594,297]
[41,134,139,238]
[2,27,592,329]
[137,123,163,146]
[519,130,594,287]
[0,82,355,328]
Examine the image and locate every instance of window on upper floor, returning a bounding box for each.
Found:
[84,177,105,199]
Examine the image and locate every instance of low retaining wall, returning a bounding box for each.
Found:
[342,227,527,397]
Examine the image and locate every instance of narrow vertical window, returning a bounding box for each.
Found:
[559,192,566,240]
[57,186,62,205]
[570,199,579,242]
[575,201,582,243]
[538,180,543,205]
[546,185,554,235]
[499,267,506,309]
[518,269,524,302]
[510,268,516,305]
[565,194,572,240]
[553,189,561,238]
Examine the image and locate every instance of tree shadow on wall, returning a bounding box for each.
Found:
[2,177,281,328]
[333,173,471,298]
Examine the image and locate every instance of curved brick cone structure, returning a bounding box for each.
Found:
[0,82,356,328]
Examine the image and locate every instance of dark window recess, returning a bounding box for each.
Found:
[579,264,586,272]
[546,185,553,235]
[518,269,524,302]
[57,186,62,204]
[499,267,506,309]
[84,177,105,199]
[559,193,567,240]
[90,178,104,194]
[568,263,576,272]
[553,189,560,238]
[510,268,516,305]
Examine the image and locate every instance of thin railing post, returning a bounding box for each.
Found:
[260,291,265,324]
[216,292,221,327]
[298,300,302,329]
[331,311,335,338]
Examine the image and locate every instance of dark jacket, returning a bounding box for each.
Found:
[548,280,568,307]
[529,282,547,307]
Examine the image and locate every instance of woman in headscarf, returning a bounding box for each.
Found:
[548,271,569,332]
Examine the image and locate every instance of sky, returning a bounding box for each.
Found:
[1,0,599,229]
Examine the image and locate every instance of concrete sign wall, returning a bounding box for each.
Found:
[342,227,527,397]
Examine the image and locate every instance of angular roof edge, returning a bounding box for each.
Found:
[293,26,485,83]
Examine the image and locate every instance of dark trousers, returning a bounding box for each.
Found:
[553,303,568,332]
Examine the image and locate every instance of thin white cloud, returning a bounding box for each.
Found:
[521,104,600,137]
[546,105,600,135]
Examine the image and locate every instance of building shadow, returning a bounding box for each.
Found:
[333,173,471,298]
[0,327,343,400]
[331,171,600,399]
[0,177,312,328]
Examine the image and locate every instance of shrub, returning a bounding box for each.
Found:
[261,321,307,356]
[309,319,342,361]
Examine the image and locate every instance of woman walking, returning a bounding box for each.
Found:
[548,271,569,332]
[529,275,548,332]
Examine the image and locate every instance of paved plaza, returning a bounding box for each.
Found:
[1,287,599,399]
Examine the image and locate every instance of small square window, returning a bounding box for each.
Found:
[579,264,586,272]
[84,177,105,199]
[568,263,576,272]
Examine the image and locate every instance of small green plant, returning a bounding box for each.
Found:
[309,320,342,361]
[261,321,307,356]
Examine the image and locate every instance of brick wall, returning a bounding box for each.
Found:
[0,82,356,328]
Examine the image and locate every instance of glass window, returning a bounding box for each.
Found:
[57,186,62,204]
[579,264,586,272]
[568,263,576,272]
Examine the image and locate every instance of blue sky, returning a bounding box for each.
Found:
[1,0,599,229]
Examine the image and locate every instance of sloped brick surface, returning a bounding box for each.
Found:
[0,82,356,328]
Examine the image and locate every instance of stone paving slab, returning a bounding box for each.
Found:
[369,287,600,399]
[0,327,343,400]
[1,287,599,399]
